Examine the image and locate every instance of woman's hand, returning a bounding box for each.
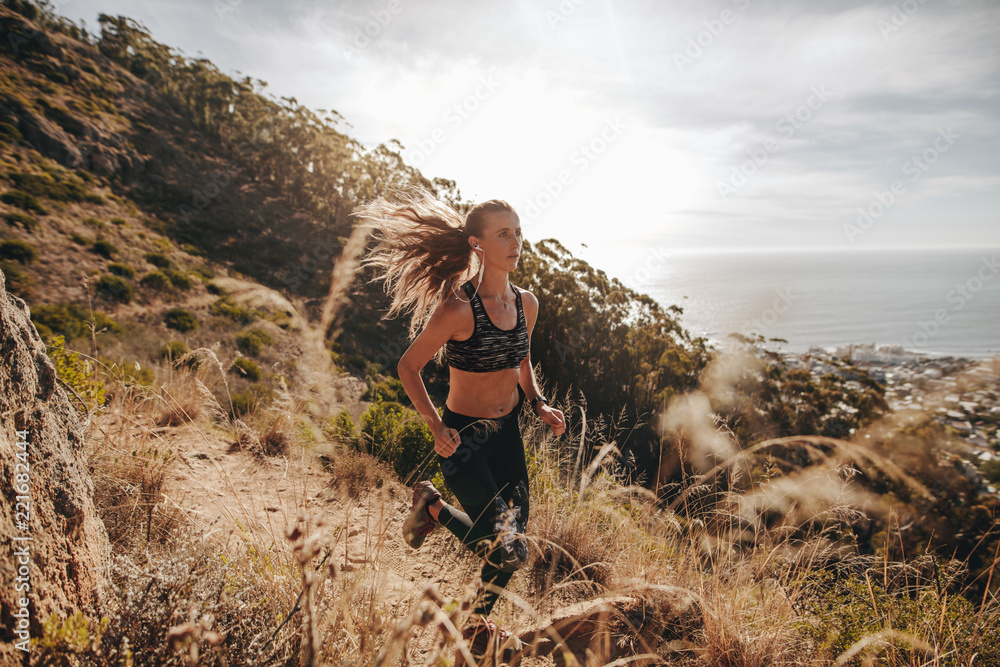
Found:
[537,405,566,437]
[434,423,461,457]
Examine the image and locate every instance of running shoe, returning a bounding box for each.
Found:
[461,614,524,658]
[402,480,441,549]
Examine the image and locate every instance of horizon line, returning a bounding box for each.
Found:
[629,244,1000,255]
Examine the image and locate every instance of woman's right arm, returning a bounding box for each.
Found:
[396,299,465,457]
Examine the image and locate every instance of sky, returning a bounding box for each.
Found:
[56,0,1000,278]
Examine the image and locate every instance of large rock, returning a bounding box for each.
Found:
[13,104,84,168]
[0,12,63,59]
[0,269,111,661]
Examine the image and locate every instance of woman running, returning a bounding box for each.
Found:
[354,188,566,655]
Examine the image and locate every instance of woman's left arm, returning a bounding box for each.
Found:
[518,289,566,437]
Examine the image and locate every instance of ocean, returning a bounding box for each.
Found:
[613,247,1000,360]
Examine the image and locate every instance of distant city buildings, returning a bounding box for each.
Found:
[764,341,1000,495]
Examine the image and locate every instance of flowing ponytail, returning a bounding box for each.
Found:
[355,186,518,344]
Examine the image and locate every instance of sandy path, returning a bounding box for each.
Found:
[123,413,550,664]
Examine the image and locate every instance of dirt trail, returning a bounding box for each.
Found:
[99,409,558,665]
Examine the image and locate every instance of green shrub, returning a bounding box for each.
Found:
[30,303,120,342]
[981,459,1000,484]
[32,611,115,665]
[164,308,198,332]
[363,376,405,403]
[235,328,272,356]
[158,340,191,365]
[0,239,38,264]
[109,217,127,226]
[144,218,167,234]
[358,397,437,483]
[46,71,69,85]
[8,171,101,204]
[799,569,1000,665]
[229,383,274,418]
[266,310,293,329]
[229,390,258,417]
[94,274,134,303]
[70,233,90,245]
[91,239,117,259]
[34,321,54,340]
[190,265,215,280]
[139,270,171,291]
[0,122,23,141]
[345,354,368,372]
[106,262,135,279]
[0,260,34,297]
[206,282,226,296]
[162,269,192,290]
[83,216,105,229]
[4,212,36,231]
[1,190,46,214]
[6,0,39,21]
[99,356,156,387]
[210,296,261,325]
[230,356,262,381]
[144,252,171,268]
[325,408,356,445]
[47,335,106,412]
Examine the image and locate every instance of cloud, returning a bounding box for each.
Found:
[61,0,999,252]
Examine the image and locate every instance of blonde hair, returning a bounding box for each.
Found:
[354,186,518,343]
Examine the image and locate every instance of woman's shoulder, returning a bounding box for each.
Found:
[439,281,475,314]
[424,283,475,339]
[511,282,535,298]
[512,284,538,313]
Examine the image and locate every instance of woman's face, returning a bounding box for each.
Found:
[474,211,522,270]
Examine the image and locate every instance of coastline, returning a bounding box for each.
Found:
[764,342,1000,485]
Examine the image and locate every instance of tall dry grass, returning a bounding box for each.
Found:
[36,228,999,666]
[508,356,1000,667]
[39,336,1000,667]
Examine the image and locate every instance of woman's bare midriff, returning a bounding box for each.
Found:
[445,366,521,418]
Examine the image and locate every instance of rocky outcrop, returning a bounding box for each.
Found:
[0,269,111,661]
[0,8,149,180]
[14,105,84,168]
[0,11,63,60]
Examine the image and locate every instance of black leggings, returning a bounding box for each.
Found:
[436,383,530,616]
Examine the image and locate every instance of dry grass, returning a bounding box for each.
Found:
[154,371,204,427]
[38,233,999,666]
[324,448,395,499]
[503,368,1000,667]
[89,434,185,550]
[64,337,399,665]
[54,348,1000,667]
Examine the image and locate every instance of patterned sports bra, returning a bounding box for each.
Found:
[445,280,530,373]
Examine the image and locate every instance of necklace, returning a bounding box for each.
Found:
[476,279,511,308]
[457,277,512,308]
[494,281,512,309]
